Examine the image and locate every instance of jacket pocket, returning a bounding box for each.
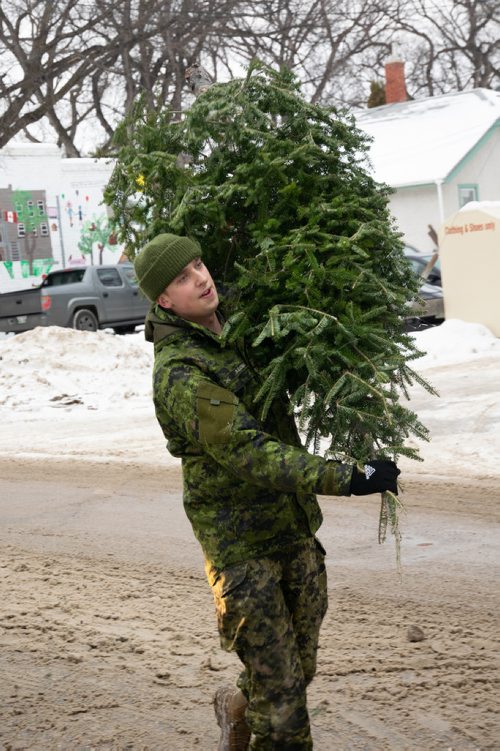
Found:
[197,381,238,445]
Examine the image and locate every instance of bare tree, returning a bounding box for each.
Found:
[214,0,395,107]
[0,1,110,151]
[91,0,245,144]
[385,0,500,97]
[1,0,498,154]
[0,0,234,153]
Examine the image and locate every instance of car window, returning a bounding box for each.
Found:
[42,269,86,286]
[122,266,138,286]
[407,258,425,275]
[96,268,123,287]
[406,255,441,276]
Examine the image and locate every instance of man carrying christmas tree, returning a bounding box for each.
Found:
[134,232,400,751]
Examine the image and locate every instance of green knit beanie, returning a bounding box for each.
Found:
[134,233,202,301]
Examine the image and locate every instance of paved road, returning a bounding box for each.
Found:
[1,457,499,749]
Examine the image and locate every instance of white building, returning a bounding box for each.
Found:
[0,143,117,291]
[357,65,500,253]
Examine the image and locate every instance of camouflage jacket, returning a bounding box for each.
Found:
[145,304,353,570]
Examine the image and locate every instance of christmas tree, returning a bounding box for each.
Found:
[105,61,435,561]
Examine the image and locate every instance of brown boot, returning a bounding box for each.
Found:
[214,686,251,751]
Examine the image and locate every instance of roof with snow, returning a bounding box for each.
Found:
[0,142,62,157]
[356,88,500,188]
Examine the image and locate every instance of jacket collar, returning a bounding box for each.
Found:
[144,303,224,346]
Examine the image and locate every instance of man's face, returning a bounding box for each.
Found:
[157,257,219,324]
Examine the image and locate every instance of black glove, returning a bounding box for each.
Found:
[349,460,400,496]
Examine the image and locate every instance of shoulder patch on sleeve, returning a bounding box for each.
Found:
[196,382,238,445]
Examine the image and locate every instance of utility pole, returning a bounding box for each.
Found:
[56,194,66,267]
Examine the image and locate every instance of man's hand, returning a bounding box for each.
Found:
[349,460,400,496]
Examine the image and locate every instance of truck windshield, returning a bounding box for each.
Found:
[42,269,86,287]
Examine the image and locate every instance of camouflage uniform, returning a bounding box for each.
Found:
[146,303,353,749]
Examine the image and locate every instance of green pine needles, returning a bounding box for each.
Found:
[105,61,436,565]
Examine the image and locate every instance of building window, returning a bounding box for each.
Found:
[37,200,45,215]
[18,223,25,238]
[458,184,478,208]
[15,202,24,218]
[40,223,49,237]
[10,242,20,261]
[27,200,34,216]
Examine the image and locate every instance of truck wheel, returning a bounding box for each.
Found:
[72,308,98,332]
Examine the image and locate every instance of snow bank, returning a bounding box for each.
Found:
[2,319,496,413]
[0,326,153,413]
[0,320,499,479]
[411,319,500,370]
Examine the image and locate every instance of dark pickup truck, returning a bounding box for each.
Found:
[0,264,151,334]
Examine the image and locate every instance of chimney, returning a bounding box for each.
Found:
[384,59,407,104]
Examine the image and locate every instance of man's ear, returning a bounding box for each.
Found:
[157,291,172,309]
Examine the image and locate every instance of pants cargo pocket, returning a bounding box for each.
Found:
[210,562,249,652]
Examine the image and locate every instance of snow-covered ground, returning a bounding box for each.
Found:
[400,320,500,482]
[1,320,499,482]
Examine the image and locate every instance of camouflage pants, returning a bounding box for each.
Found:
[207,537,328,750]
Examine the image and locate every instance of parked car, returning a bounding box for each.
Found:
[0,264,150,334]
[403,245,444,325]
[404,244,442,286]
